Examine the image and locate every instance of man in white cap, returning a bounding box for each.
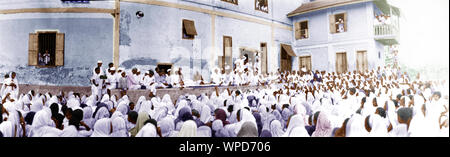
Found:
[93,60,105,77]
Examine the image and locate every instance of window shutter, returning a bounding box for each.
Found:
[294,22,301,40]
[28,33,38,66]
[55,33,65,66]
[329,14,336,34]
[183,20,198,36]
[343,13,348,32]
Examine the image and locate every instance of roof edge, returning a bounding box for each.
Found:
[287,0,373,18]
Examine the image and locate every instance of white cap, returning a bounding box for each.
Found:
[118,67,124,71]
[110,67,116,71]
[97,60,103,63]
[167,69,172,72]
[145,71,149,74]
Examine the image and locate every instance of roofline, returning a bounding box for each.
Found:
[287,0,373,17]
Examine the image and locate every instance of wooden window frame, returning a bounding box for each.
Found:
[299,55,312,72]
[333,13,347,34]
[298,20,309,40]
[255,0,268,13]
[29,30,64,68]
[335,52,348,74]
[221,0,238,5]
[182,19,196,40]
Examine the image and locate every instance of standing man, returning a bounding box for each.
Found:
[91,67,104,101]
[2,72,19,100]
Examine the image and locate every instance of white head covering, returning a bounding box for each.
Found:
[368,114,389,137]
[136,123,158,137]
[30,99,43,112]
[199,105,212,124]
[0,121,13,137]
[60,125,79,137]
[197,126,212,137]
[346,114,368,137]
[82,107,95,129]
[270,120,285,137]
[91,118,111,137]
[178,120,197,137]
[138,100,153,115]
[159,117,175,137]
[94,107,110,121]
[31,110,61,137]
[283,115,309,137]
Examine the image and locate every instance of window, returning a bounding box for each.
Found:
[255,0,268,13]
[221,0,238,5]
[295,21,308,40]
[28,31,65,67]
[182,19,197,40]
[329,13,347,34]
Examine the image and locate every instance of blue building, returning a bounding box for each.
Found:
[288,0,400,73]
[0,0,399,86]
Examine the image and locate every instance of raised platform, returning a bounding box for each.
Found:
[9,84,264,104]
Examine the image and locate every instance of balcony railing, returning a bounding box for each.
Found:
[374,24,399,45]
[374,24,398,37]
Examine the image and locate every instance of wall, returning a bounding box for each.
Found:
[0,0,115,86]
[119,0,296,80]
[0,0,298,86]
[0,14,113,86]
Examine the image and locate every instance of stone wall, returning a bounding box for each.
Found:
[9,84,263,104]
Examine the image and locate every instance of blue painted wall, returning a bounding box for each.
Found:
[0,15,113,86]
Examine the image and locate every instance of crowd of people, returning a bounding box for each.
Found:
[0,54,448,137]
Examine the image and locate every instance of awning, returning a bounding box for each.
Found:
[183,19,197,36]
[240,47,260,53]
[281,44,296,57]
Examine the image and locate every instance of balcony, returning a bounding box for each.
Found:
[374,24,399,45]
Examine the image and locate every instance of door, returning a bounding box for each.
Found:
[356,51,368,73]
[336,52,348,74]
[280,47,292,73]
[222,36,233,73]
[299,56,312,72]
[260,43,268,74]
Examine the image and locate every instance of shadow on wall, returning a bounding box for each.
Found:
[1,65,92,86]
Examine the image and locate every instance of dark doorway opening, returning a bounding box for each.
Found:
[38,33,56,67]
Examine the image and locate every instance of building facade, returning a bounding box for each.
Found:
[0,0,399,86]
[288,0,400,73]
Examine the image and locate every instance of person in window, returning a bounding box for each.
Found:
[336,18,345,33]
[38,53,45,66]
[43,50,51,65]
